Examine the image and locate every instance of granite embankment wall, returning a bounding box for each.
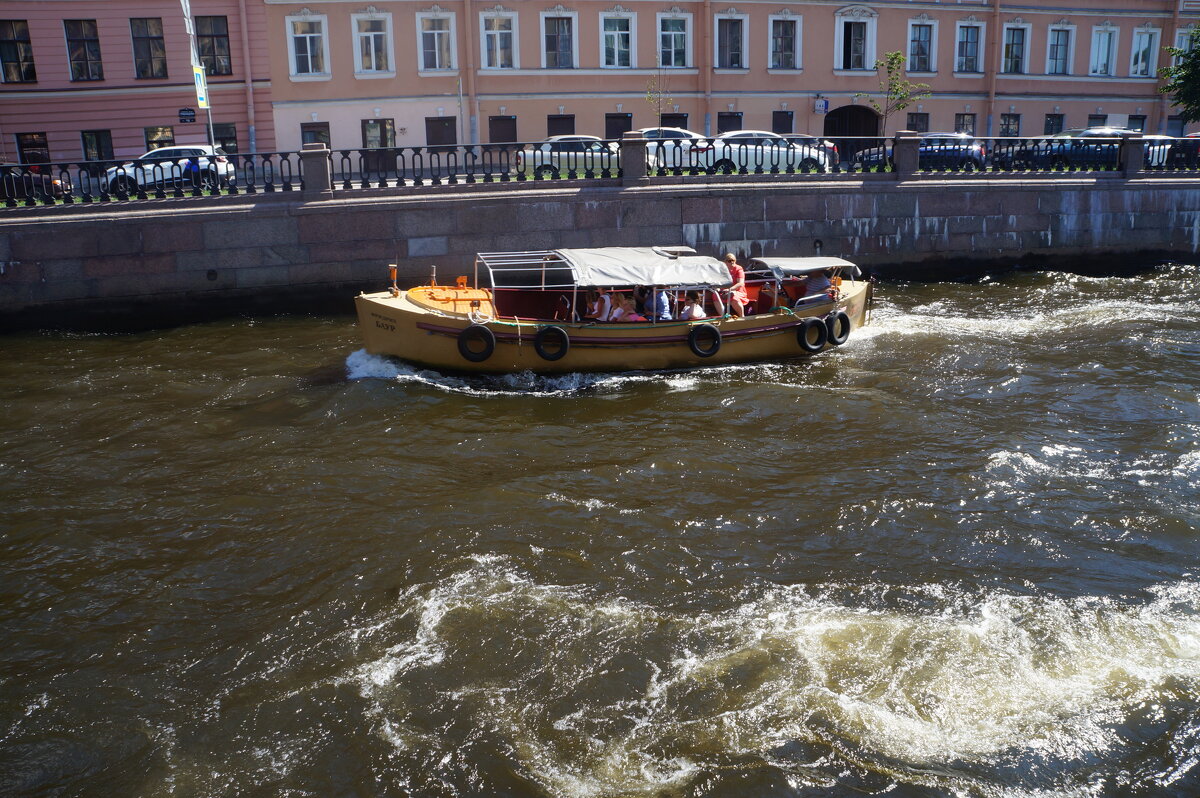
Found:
[1,174,1198,328]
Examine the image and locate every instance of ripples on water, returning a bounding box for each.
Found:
[1,265,1199,796]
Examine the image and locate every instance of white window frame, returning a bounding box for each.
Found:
[906,17,938,74]
[954,20,985,75]
[480,10,518,70]
[767,13,801,71]
[714,13,749,71]
[1001,21,1032,75]
[599,11,636,69]
[285,12,330,80]
[656,11,692,69]
[1089,24,1118,76]
[540,10,578,69]
[1129,26,1160,78]
[1044,24,1074,76]
[834,8,877,74]
[1174,26,1197,66]
[416,11,457,72]
[351,11,394,78]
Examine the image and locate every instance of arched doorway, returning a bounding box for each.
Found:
[823,105,879,166]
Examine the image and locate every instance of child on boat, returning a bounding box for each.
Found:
[679,290,706,320]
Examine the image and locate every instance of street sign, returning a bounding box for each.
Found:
[814,98,830,114]
[179,108,196,124]
[193,65,209,109]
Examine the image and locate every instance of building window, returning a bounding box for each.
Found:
[956,23,982,72]
[287,15,328,77]
[482,13,516,69]
[145,126,175,151]
[16,132,49,164]
[1174,29,1197,66]
[81,130,113,161]
[1090,27,1117,76]
[131,18,168,79]
[65,19,103,81]
[954,113,975,135]
[770,18,798,69]
[906,112,929,133]
[602,15,632,68]
[605,112,632,139]
[1087,114,1107,127]
[1166,115,1185,137]
[1128,115,1146,132]
[716,17,745,69]
[658,15,688,68]
[353,14,392,74]
[1044,113,1064,135]
[419,15,454,71]
[212,122,238,153]
[301,122,330,146]
[1046,28,1071,75]
[909,23,932,72]
[1130,29,1159,77]
[1003,25,1027,74]
[362,118,396,148]
[1000,114,1020,137]
[0,20,36,83]
[543,15,574,69]
[841,21,867,69]
[196,16,231,75]
[547,114,575,136]
[717,111,742,133]
[772,110,793,134]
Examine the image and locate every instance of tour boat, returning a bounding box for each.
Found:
[354,246,872,374]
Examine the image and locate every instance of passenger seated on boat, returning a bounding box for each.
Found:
[644,286,672,321]
[583,289,612,321]
[614,296,646,322]
[679,290,706,320]
[608,293,631,322]
[794,269,834,306]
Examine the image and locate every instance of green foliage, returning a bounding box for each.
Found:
[645,72,674,123]
[854,51,932,134]
[1159,30,1200,124]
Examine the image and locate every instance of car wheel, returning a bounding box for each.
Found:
[534,165,558,180]
[113,176,139,195]
[712,159,736,175]
[799,158,821,172]
[200,170,219,190]
[1051,155,1069,170]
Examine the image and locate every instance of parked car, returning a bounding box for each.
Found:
[701,130,830,173]
[994,127,1168,170]
[782,133,840,165]
[101,145,234,194]
[632,126,709,171]
[513,135,638,179]
[0,163,70,202]
[853,132,986,171]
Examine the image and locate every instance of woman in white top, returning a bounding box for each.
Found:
[584,289,612,321]
[679,290,706,320]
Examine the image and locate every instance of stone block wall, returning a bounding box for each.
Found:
[1,174,1198,327]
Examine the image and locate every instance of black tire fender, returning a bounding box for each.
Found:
[457,324,496,362]
[797,317,828,353]
[826,311,852,346]
[687,323,722,358]
[533,325,570,361]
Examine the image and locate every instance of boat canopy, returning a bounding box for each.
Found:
[749,256,861,279]
[478,246,733,290]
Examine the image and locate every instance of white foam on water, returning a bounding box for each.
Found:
[342,558,1200,796]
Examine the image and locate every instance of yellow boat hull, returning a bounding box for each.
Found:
[355,280,871,375]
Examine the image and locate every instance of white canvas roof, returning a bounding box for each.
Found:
[555,247,733,288]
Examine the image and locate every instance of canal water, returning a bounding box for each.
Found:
[2,264,1199,797]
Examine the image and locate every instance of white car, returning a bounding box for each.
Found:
[632,126,709,171]
[705,130,830,173]
[514,135,625,179]
[102,145,235,194]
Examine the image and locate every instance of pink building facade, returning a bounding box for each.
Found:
[0,0,274,164]
[263,0,1200,152]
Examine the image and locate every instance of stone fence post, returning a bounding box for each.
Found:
[300,142,333,200]
[892,130,920,178]
[621,131,650,184]
[1121,133,1145,176]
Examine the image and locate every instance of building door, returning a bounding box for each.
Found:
[717,112,743,133]
[660,113,688,130]
[823,105,878,164]
[425,117,457,148]
[605,113,632,140]
[547,114,575,136]
[489,115,517,143]
[772,110,794,134]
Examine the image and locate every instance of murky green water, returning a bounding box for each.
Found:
[2,265,1199,797]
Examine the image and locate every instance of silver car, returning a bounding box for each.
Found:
[706,130,830,173]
